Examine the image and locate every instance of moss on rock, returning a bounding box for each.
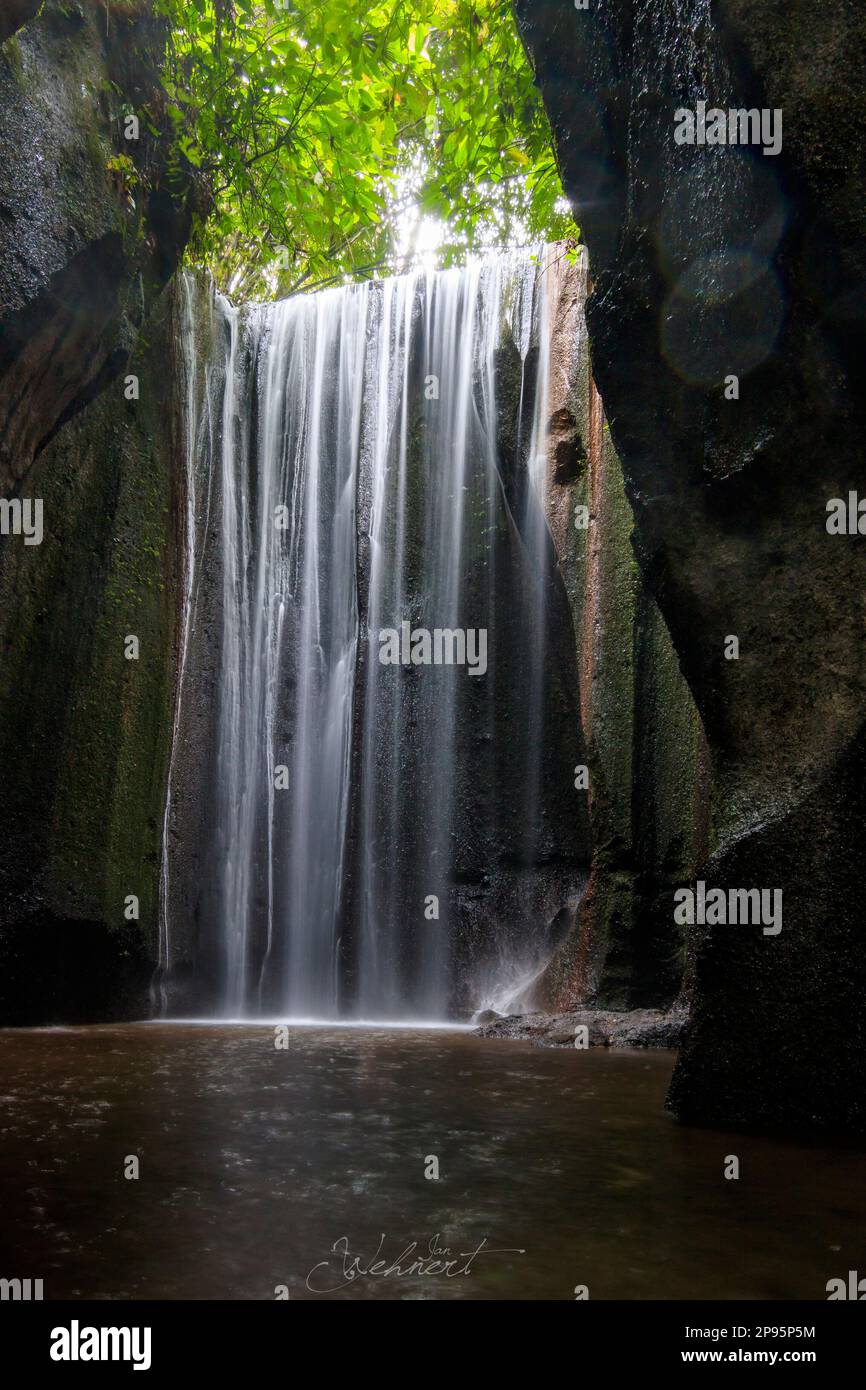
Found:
[0,287,181,1019]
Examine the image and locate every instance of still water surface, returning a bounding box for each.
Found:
[0,1024,863,1299]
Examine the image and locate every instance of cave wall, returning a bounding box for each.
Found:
[0,1,197,492]
[0,1,194,1022]
[536,252,709,1013]
[516,0,866,1130]
[0,1,43,47]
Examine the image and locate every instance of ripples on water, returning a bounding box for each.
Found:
[0,1026,864,1300]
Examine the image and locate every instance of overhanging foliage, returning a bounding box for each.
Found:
[157,0,577,297]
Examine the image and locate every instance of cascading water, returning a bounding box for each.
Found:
[160,248,588,1021]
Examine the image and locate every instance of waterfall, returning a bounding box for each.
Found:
[162,248,587,1021]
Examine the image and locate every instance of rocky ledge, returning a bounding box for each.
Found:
[475,1007,687,1050]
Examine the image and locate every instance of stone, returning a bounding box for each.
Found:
[516,0,866,1131]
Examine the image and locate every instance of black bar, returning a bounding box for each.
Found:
[2,1299,860,1374]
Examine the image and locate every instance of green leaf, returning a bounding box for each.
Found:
[160,0,574,297]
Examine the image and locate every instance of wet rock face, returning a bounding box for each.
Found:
[0,914,151,1026]
[534,252,708,1016]
[0,285,182,1023]
[476,1006,687,1050]
[0,2,194,1023]
[0,0,197,492]
[0,1,42,46]
[517,1,866,1129]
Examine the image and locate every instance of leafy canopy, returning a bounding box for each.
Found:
[156,0,576,297]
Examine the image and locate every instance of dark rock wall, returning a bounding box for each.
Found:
[536,254,709,1013]
[157,275,239,1016]
[0,1,43,47]
[0,1,194,1022]
[0,285,184,1023]
[0,0,196,492]
[517,0,866,1130]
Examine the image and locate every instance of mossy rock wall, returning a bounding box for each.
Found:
[0,0,196,491]
[0,287,182,1022]
[517,0,866,1129]
[537,253,710,1011]
[0,1,194,1022]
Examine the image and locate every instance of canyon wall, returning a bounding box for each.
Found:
[0,0,194,1020]
[536,253,709,1014]
[517,0,866,1130]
